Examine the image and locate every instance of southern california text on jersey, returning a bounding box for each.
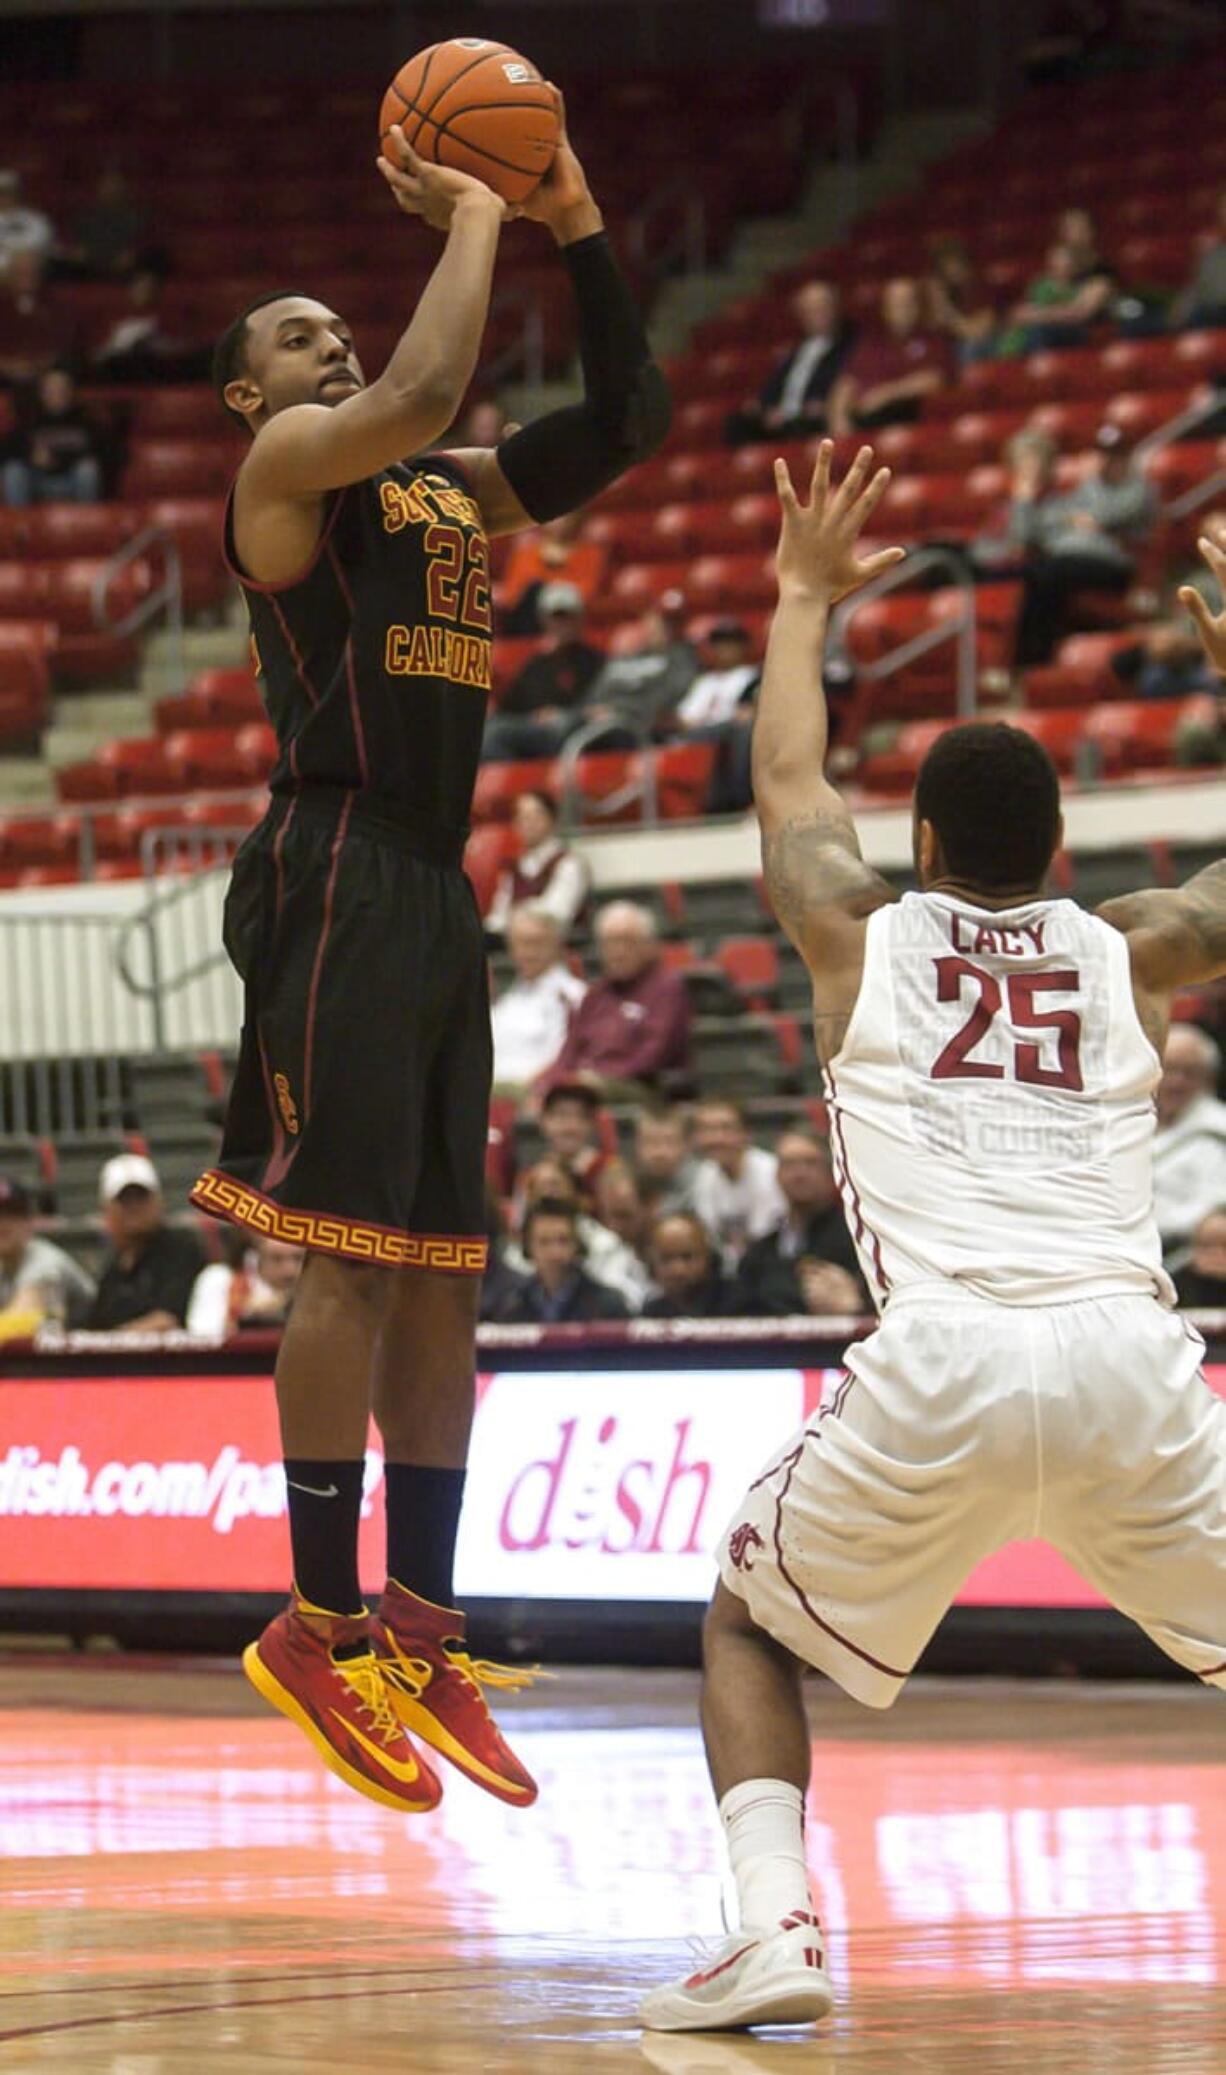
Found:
[224,454,490,833]
[824,891,1174,1308]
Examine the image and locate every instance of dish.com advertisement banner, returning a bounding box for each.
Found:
[1,1364,1223,1606]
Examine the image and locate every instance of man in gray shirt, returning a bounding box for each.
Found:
[1009,423,1157,664]
[0,1176,95,1329]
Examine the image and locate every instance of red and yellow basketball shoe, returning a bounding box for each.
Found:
[372,1579,540,1807]
[242,1592,443,1815]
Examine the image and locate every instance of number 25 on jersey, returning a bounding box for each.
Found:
[930,956,1084,1091]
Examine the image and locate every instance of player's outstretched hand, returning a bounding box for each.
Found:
[377,125,506,231]
[510,87,600,241]
[774,441,905,606]
[1179,533,1226,679]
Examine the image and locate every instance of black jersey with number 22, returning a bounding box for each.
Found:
[224,454,492,837]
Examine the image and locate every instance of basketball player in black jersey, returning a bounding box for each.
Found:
[195,101,669,1814]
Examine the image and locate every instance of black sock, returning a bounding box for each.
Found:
[283,1459,366,1617]
[384,1464,467,1611]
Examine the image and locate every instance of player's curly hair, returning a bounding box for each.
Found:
[914,722,1061,893]
[211,290,311,428]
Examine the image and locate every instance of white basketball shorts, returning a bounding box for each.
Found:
[718,1286,1226,1708]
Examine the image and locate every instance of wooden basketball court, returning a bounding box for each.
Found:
[2,1660,1223,2071]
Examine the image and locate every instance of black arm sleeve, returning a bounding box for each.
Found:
[496,231,672,523]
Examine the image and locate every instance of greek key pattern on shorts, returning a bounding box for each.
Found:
[190,1169,488,1274]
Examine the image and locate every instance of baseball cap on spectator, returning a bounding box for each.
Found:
[538,580,584,619]
[99,1153,160,1204]
[708,617,749,643]
[659,588,687,619]
[1094,423,1129,453]
[0,1176,32,1216]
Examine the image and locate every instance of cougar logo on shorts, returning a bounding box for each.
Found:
[273,1072,300,1137]
[727,1523,764,1572]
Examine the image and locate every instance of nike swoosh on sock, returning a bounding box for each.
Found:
[287,1480,340,1498]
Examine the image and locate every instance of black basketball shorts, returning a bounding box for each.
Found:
[191,787,490,1274]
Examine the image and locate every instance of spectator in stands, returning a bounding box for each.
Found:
[641,1211,736,1319]
[479,1184,527,1323]
[731,1130,865,1316]
[582,590,700,736]
[1153,1024,1226,1260]
[87,1154,205,1333]
[0,1175,94,1332]
[544,900,692,1099]
[634,1104,700,1217]
[827,277,953,435]
[691,1097,786,1268]
[1171,188,1226,330]
[59,168,151,281]
[724,281,854,447]
[1173,1206,1226,1309]
[972,428,1059,573]
[484,789,591,943]
[593,1160,653,1303]
[503,1162,639,1308]
[90,268,209,385]
[1,366,106,506]
[186,1233,304,1339]
[537,1082,609,1205]
[491,906,587,1095]
[1011,424,1157,665]
[496,1196,629,1325]
[924,237,998,362]
[502,512,609,635]
[668,619,760,812]
[0,251,73,391]
[483,583,605,761]
[1110,514,1226,701]
[0,171,53,277]
[1007,210,1119,351]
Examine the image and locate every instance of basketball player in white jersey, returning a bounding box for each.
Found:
[639,446,1226,2033]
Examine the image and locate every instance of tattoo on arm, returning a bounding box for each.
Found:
[761,808,889,948]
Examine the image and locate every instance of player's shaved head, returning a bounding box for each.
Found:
[914,722,1062,897]
[213,291,365,431]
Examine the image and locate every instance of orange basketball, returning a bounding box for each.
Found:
[379,37,560,206]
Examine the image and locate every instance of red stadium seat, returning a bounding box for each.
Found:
[1083,694,1216,771]
[1007,707,1094,775]
[654,743,718,819]
[470,760,555,824]
[717,938,780,1004]
[464,823,516,913]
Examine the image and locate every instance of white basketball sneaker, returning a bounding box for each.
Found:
[638,1910,833,2033]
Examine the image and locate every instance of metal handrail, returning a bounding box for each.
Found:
[1134,385,1224,470]
[628,182,707,281]
[90,524,184,691]
[830,545,980,723]
[115,833,242,1050]
[557,715,659,828]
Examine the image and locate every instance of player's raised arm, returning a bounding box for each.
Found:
[754,442,904,967]
[1098,532,1226,1010]
[1178,530,1226,680]
[233,141,505,499]
[444,90,671,535]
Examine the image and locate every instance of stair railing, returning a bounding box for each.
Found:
[90,525,184,693]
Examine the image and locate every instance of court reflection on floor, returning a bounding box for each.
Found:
[3,1679,1222,2002]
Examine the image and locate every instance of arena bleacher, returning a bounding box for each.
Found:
[0,38,1222,1280]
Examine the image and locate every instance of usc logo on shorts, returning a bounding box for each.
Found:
[727,1522,764,1573]
[273,1072,300,1136]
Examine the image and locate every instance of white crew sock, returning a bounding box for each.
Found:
[718,1777,813,1935]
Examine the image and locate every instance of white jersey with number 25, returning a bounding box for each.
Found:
[823,891,1173,1309]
